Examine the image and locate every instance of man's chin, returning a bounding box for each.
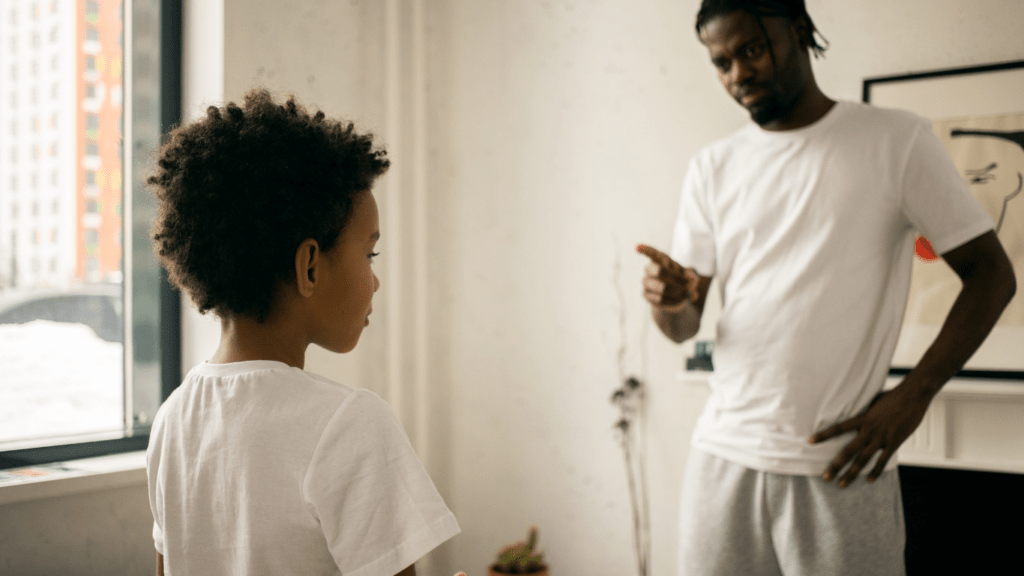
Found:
[748,102,782,126]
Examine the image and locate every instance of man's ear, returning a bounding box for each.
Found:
[793,16,812,50]
[294,238,321,298]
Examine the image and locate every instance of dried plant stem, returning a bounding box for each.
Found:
[622,435,644,575]
[610,236,651,576]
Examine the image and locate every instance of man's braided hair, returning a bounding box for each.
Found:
[695,0,829,60]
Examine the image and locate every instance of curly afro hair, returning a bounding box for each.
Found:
[149,88,390,322]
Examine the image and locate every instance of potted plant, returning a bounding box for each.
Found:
[489,526,548,576]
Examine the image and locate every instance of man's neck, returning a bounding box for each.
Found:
[761,86,835,132]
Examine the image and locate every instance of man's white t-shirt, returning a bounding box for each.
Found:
[671,101,993,476]
[147,360,461,576]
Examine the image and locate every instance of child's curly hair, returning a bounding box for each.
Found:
[149,88,390,322]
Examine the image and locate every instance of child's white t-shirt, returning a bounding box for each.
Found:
[146,360,460,576]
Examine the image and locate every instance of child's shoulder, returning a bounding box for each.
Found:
[164,360,371,417]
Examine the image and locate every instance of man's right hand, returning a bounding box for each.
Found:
[637,244,700,312]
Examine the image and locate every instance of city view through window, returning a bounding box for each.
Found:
[0,0,125,449]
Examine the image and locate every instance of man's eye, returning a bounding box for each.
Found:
[746,44,762,58]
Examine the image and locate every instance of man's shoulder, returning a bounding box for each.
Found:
[688,122,758,171]
[834,100,928,133]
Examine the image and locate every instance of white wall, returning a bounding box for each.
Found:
[427,1,1024,575]
[5,1,1022,574]
[186,0,1024,574]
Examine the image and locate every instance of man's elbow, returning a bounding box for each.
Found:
[993,250,1016,306]
[1000,266,1016,307]
[981,254,1016,311]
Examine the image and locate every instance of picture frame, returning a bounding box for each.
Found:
[863,60,1024,380]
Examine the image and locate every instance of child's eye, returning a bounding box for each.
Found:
[369,252,380,263]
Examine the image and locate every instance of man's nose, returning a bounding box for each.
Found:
[728,60,755,86]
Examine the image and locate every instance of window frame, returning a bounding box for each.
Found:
[0,0,182,471]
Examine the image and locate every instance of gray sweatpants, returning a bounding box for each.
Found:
[677,448,906,576]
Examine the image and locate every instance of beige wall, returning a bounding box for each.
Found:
[424,1,1024,574]
[5,1,1023,574]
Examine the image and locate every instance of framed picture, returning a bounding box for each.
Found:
[863,60,1024,379]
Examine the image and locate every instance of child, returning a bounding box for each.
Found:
[146,89,461,576]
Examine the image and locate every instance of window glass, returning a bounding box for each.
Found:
[0,0,128,449]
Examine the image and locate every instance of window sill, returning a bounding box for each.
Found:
[0,450,146,506]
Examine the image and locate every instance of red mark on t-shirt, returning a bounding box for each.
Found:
[915,236,939,261]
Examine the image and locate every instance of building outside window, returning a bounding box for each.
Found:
[0,0,179,466]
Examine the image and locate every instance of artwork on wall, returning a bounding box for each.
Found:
[864,60,1024,378]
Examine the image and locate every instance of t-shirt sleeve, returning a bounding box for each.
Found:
[303,389,461,576]
[146,402,166,556]
[670,155,717,277]
[900,118,994,255]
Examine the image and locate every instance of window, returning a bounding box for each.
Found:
[86,83,96,99]
[86,26,99,42]
[1,0,181,469]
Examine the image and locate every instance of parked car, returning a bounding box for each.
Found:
[0,284,123,343]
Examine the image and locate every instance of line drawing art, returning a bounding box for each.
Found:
[951,129,1024,234]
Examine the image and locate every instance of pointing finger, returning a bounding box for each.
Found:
[636,244,680,272]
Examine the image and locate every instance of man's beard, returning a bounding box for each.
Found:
[746,89,798,126]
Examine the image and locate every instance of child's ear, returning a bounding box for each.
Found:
[294,238,320,298]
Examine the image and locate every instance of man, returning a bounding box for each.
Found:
[638,1,1016,574]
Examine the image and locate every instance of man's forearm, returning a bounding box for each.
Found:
[901,255,1016,399]
[652,302,702,344]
